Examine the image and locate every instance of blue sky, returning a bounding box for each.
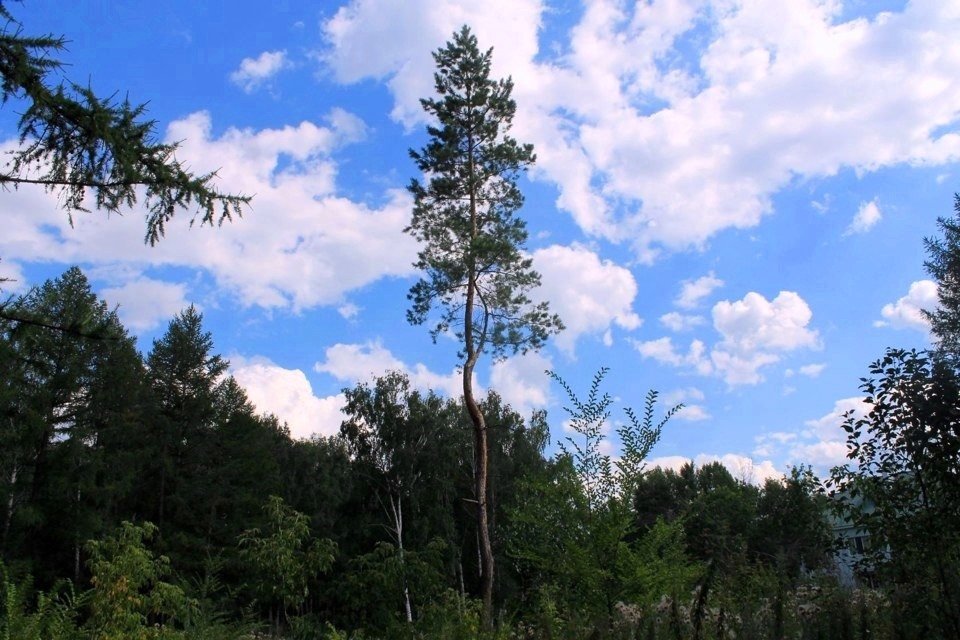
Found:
[2,0,956,482]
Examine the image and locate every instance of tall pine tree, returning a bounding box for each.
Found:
[405,25,562,624]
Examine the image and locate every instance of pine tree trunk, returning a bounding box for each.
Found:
[464,359,493,627]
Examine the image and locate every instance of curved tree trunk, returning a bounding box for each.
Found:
[464,358,493,628]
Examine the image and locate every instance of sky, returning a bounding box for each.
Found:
[1,0,957,483]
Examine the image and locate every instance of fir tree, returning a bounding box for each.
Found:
[924,194,960,360]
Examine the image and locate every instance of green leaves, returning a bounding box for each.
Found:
[551,367,680,507]
[924,194,960,359]
[405,25,562,360]
[86,521,192,639]
[507,368,686,618]
[828,348,960,637]
[0,4,249,244]
[238,496,336,624]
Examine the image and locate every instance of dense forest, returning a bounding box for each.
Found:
[1,5,959,639]
[1,257,958,639]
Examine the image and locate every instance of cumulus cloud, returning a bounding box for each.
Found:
[675,272,724,309]
[640,291,820,384]
[753,393,876,471]
[314,340,466,398]
[231,356,345,439]
[844,199,882,236]
[647,453,781,485]
[322,0,960,259]
[99,277,190,333]
[337,302,361,319]
[661,387,710,422]
[0,111,417,313]
[631,337,713,375]
[660,312,706,332]
[230,50,290,93]
[713,291,820,353]
[799,363,826,378]
[635,291,820,385]
[785,363,826,378]
[489,351,552,417]
[323,0,543,128]
[754,397,867,469]
[711,291,820,384]
[875,279,937,332]
[753,431,797,457]
[532,244,642,354]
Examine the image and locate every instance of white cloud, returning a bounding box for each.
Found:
[789,440,850,468]
[231,356,345,439]
[489,351,552,417]
[322,1,960,258]
[337,302,361,319]
[844,199,882,235]
[230,50,290,93]
[636,291,820,385]
[711,291,820,384]
[99,277,190,333]
[0,111,417,313]
[798,363,826,378]
[713,291,820,353]
[323,0,543,128]
[631,337,713,376]
[660,312,706,332]
[675,272,724,309]
[753,430,798,457]
[786,363,826,378]
[661,387,710,422]
[0,259,27,294]
[647,453,781,485]
[751,396,869,470]
[803,396,869,443]
[875,279,937,332]
[532,244,642,354]
[314,340,466,398]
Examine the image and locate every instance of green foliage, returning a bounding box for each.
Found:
[405,25,562,358]
[751,466,831,577]
[238,496,336,630]
[0,2,249,244]
[340,539,450,634]
[508,368,688,623]
[0,267,144,584]
[85,521,191,639]
[829,347,960,637]
[550,367,678,508]
[924,194,960,359]
[0,564,81,640]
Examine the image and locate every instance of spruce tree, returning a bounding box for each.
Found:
[144,306,227,550]
[405,25,562,624]
[924,194,960,360]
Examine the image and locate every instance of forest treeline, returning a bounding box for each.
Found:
[0,263,957,639]
[0,265,832,638]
